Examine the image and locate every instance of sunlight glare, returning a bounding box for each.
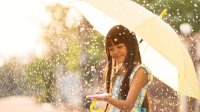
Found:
[66,8,82,27]
[0,0,51,61]
[35,43,47,58]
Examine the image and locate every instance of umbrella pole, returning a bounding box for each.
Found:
[180,95,187,112]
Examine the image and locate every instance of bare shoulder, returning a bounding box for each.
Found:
[135,67,148,76]
[136,67,147,74]
[134,67,148,85]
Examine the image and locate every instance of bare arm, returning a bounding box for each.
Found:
[104,68,148,111]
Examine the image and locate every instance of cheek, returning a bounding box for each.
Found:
[125,51,128,57]
[124,48,128,57]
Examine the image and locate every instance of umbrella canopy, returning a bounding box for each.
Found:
[70,0,200,99]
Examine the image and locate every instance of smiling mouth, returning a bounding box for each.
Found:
[114,56,120,59]
[115,56,123,61]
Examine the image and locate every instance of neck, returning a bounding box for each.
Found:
[114,63,126,75]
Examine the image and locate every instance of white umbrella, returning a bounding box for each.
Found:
[70,0,200,100]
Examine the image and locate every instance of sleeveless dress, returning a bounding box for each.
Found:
[108,64,153,112]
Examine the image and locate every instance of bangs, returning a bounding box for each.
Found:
[106,36,125,47]
[106,25,131,48]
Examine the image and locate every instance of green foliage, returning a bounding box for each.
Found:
[24,4,105,102]
[87,31,104,62]
[0,60,20,96]
[44,4,83,71]
[0,3,105,103]
[24,59,56,102]
[133,0,200,33]
[82,30,105,84]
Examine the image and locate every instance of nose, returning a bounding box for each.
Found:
[113,47,118,55]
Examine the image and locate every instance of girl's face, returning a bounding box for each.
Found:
[108,43,127,64]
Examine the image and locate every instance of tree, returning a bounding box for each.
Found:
[24,4,70,103]
[24,59,56,103]
[24,3,105,104]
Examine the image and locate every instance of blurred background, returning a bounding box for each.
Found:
[0,0,199,112]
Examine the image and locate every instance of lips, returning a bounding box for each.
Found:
[114,55,124,62]
[113,55,121,59]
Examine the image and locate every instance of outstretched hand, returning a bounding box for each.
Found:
[86,93,111,101]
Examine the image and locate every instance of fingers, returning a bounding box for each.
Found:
[86,93,111,101]
[95,90,104,94]
[86,95,94,99]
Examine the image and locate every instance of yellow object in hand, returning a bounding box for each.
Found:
[90,99,103,112]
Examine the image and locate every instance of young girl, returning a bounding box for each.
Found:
[87,25,153,112]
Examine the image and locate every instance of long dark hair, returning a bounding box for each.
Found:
[105,25,141,99]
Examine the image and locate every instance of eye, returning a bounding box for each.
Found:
[117,44,123,49]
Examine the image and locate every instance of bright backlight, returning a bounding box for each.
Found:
[0,0,51,62]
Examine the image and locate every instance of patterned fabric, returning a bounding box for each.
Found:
[109,64,153,112]
[109,75,124,112]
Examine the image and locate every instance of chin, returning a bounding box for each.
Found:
[116,60,124,64]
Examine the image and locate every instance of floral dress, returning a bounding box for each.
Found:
[109,64,153,112]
